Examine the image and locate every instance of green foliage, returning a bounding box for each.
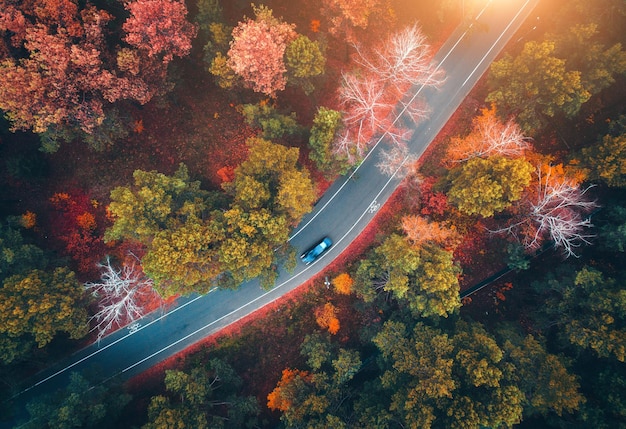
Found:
[597,204,626,252]
[209,52,239,89]
[21,372,131,429]
[447,156,534,217]
[285,35,326,94]
[0,268,88,364]
[373,319,525,429]
[0,226,46,282]
[498,326,584,417]
[487,40,591,133]
[552,23,626,96]
[308,107,349,176]
[39,109,131,153]
[533,265,626,362]
[142,359,259,429]
[580,133,626,188]
[355,234,461,318]
[506,242,531,271]
[105,163,211,243]
[239,103,301,139]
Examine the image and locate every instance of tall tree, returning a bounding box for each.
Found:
[355,234,461,318]
[0,268,88,364]
[21,372,131,429]
[227,5,296,96]
[579,133,626,188]
[123,0,197,63]
[447,156,534,217]
[486,40,590,133]
[533,265,626,362]
[445,105,531,164]
[285,34,326,94]
[143,359,259,429]
[372,319,525,429]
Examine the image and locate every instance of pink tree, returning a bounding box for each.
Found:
[493,165,597,257]
[227,5,296,96]
[334,24,444,164]
[123,0,197,64]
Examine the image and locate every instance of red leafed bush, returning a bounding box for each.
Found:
[48,190,106,274]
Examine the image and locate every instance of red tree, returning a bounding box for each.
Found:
[227,5,296,96]
[123,0,197,64]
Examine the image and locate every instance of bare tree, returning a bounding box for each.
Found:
[85,255,160,342]
[492,166,597,257]
[376,145,418,178]
[446,106,531,164]
[334,24,445,163]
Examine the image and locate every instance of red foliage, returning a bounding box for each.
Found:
[47,190,106,275]
[418,177,448,217]
[123,0,197,64]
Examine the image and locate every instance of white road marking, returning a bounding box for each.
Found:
[462,0,531,87]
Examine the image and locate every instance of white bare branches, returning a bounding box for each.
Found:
[334,24,445,165]
[447,107,531,164]
[527,167,597,257]
[85,255,160,342]
[491,166,597,258]
[376,145,418,178]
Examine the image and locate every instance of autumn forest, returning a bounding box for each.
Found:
[0,0,625,428]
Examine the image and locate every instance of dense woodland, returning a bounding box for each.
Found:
[0,0,625,427]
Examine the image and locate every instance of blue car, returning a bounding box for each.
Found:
[300,237,333,265]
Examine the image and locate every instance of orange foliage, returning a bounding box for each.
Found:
[20,211,37,229]
[444,105,529,165]
[495,282,514,303]
[49,192,71,205]
[133,119,144,134]
[315,302,340,335]
[332,273,353,295]
[267,368,311,411]
[309,19,321,33]
[216,166,235,183]
[76,212,96,231]
[401,215,460,249]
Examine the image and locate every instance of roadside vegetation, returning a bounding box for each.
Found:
[1,0,625,428]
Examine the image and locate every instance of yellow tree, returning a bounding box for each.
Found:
[0,268,88,363]
[447,156,534,217]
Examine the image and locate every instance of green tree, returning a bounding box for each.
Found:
[373,319,525,429]
[355,234,461,318]
[267,334,362,428]
[143,359,259,429]
[487,40,591,133]
[218,138,315,287]
[552,23,626,96]
[239,102,301,139]
[308,107,349,176]
[580,133,626,188]
[0,225,46,282]
[596,204,626,252]
[141,215,225,296]
[20,372,130,429]
[105,163,212,243]
[285,34,326,94]
[533,265,626,362]
[447,156,534,217]
[0,268,88,364]
[498,327,584,417]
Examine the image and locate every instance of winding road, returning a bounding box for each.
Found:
[3,0,539,425]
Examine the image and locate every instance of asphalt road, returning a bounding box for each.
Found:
[3,0,539,425]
